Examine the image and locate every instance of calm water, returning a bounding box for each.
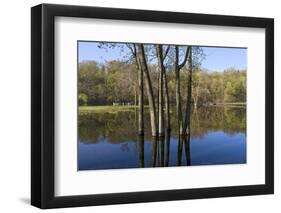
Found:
[78,107,246,170]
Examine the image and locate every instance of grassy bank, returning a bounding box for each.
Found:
[79,105,143,114]
[79,103,246,114]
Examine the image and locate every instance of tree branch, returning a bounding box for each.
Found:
[178,46,190,69]
[126,44,136,57]
[163,45,170,60]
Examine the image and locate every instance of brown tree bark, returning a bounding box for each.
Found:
[163,46,171,132]
[174,45,190,135]
[137,57,144,135]
[175,46,183,135]
[184,46,192,135]
[136,44,157,137]
[155,45,165,136]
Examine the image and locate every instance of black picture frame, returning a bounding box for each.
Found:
[31,3,274,209]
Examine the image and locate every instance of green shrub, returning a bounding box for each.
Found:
[78,93,88,106]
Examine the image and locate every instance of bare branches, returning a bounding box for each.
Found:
[163,45,170,60]
[178,46,191,69]
[126,43,136,57]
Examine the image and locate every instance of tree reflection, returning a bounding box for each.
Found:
[137,135,144,168]
[150,137,157,167]
[165,131,171,167]
[79,106,246,169]
[177,136,183,166]
[184,133,191,166]
[79,107,246,144]
[158,136,165,167]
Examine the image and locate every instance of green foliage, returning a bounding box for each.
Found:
[79,60,246,106]
[192,68,246,106]
[223,70,246,102]
[78,93,88,106]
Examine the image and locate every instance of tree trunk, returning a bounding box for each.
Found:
[137,57,144,135]
[136,44,157,137]
[163,63,171,132]
[175,46,183,135]
[155,45,165,136]
[184,47,192,135]
[134,87,138,106]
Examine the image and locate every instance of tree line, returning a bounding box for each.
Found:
[79,43,246,137]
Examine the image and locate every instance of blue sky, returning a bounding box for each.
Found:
[78,41,247,72]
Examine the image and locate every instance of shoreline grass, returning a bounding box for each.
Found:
[79,103,246,114]
[79,105,142,114]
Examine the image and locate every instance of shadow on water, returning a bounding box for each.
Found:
[78,106,246,170]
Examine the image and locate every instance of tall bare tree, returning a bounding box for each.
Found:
[136,55,144,135]
[163,46,171,132]
[155,44,165,136]
[174,46,189,135]
[184,46,192,135]
[136,44,157,136]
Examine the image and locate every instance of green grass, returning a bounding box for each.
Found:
[79,103,246,114]
[79,105,143,114]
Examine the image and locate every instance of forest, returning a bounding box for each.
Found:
[78,44,246,137]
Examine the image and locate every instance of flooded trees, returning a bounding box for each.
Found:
[95,42,203,139]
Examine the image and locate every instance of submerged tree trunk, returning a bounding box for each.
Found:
[175,46,183,135]
[137,56,144,135]
[155,45,165,136]
[136,44,157,137]
[163,63,171,132]
[163,45,171,132]
[184,47,192,135]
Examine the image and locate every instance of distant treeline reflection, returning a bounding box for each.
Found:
[79,106,246,144]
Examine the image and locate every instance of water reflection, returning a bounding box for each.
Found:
[78,107,246,170]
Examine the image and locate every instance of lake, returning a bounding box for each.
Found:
[78,106,246,170]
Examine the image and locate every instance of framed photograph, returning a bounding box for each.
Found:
[31,3,274,209]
